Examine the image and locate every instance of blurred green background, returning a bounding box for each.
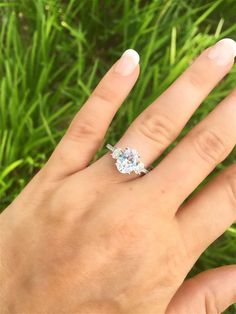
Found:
[0,0,236,312]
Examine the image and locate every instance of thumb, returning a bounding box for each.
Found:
[166,265,236,314]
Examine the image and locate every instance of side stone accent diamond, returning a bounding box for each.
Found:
[111,148,122,159]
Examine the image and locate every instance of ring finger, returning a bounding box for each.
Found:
[94,38,236,181]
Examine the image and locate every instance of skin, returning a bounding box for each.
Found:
[0,41,236,314]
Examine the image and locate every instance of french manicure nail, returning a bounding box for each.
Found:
[207,38,236,66]
[114,49,140,76]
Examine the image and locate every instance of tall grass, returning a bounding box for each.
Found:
[0,0,235,312]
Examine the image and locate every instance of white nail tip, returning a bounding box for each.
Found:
[122,49,140,64]
[218,38,236,57]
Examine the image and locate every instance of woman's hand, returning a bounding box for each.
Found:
[1,39,236,314]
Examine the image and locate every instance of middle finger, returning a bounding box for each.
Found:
[143,86,236,211]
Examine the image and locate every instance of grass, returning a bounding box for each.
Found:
[0,0,236,312]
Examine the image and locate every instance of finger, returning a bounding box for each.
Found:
[95,38,236,182]
[166,265,236,314]
[176,164,236,259]
[45,49,140,179]
[143,85,236,210]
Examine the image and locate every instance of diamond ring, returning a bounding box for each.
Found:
[106,144,149,175]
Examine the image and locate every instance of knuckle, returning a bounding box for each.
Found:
[67,119,102,143]
[186,69,206,88]
[92,85,117,106]
[193,128,228,165]
[136,111,176,148]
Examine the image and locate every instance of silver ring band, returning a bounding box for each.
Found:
[106,144,149,175]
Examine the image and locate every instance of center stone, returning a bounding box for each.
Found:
[112,147,144,175]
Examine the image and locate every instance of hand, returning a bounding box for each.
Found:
[1,39,236,314]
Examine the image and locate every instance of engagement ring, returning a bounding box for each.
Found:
[106,144,149,175]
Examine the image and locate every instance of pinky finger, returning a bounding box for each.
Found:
[166,265,236,313]
[45,49,140,179]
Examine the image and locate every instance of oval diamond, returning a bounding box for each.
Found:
[112,147,143,174]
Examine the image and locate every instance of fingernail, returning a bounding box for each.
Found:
[207,38,236,66]
[114,49,140,76]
